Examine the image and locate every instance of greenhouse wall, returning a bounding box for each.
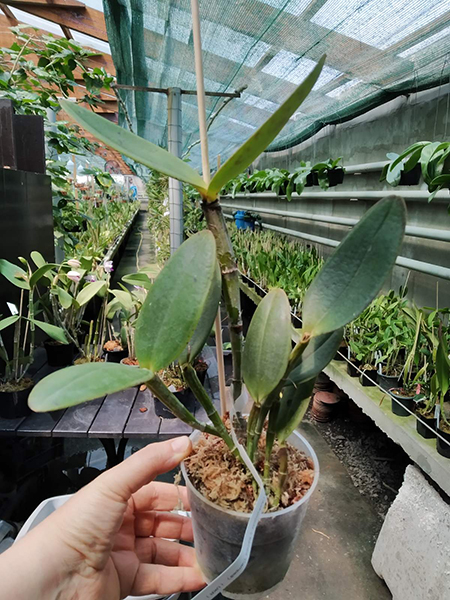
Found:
[223,84,450,310]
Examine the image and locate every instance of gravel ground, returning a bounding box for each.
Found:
[307,397,411,519]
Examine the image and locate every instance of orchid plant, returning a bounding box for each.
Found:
[0,253,67,389]
[29,58,407,502]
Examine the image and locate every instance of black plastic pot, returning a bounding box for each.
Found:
[334,343,348,361]
[377,371,401,392]
[416,413,437,439]
[305,173,314,187]
[155,388,196,419]
[399,163,421,186]
[195,367,207,386]
[44,340,75,367]
[104,348,128,363]
[327,168,345,187]
[436,425,450,458]
[347,359,361,377]
[360,368,377,386]
[390,389,415,417]
[0,383,33,419]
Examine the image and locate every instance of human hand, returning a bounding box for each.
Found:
[0,436,205,600]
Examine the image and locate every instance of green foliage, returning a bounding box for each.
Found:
[287,329,344,387]
[382,141,450,202]
[302,196,406,335]
[222,158,344,199]
[28,363,153,412]
[135,231,220,372]
[207,56,326,198]
[61,100,207,192]
[242,289,292,405]
[231,227,323,308]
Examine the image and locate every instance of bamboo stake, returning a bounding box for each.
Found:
[190,0,243,400]
[190,0,210,185]
[214,154,227,415]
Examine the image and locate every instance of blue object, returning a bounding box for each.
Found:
[234,210,255,231]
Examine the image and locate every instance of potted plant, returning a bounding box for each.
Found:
[29,58,406,596]
[389,309,425,417]
[382,141,450,201]
[0,256,67,418]
[415,380,436,439]
[310,157,344,190]
[346,303,379,384]
[374,291,413,391]
[103,330,128,363]
[434,333,450,458]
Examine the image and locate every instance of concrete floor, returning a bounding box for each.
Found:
[267,421,391,600]
[112,206,156,286]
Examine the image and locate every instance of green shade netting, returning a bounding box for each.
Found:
[103,0,450,171]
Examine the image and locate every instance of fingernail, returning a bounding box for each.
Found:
[171,436,191,456]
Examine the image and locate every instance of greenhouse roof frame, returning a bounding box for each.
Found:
[1,1,449,172]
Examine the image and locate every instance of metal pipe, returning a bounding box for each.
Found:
[226,189,450,202]
[221,202,450,242]
[224,215,450,281]
[167,87,184,253]
[344,161,388,174]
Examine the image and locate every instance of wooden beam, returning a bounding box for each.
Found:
[60,24,72,39]
[0,3,18,22]
[7,0,85,7]
[0,14,115,73]
[2,1,108,41]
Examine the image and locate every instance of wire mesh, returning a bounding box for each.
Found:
[103,0,450,171]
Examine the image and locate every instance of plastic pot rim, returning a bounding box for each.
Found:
[388,387,415,400]
[181,429,319,520]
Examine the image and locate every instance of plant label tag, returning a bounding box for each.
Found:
[6,302,18,316]
[435,404,440,421]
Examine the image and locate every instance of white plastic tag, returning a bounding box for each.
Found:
[6,302,18,316]
[435,404,440,421]
[192,387,267,600]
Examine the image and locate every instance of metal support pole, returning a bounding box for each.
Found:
[167,87,183,253]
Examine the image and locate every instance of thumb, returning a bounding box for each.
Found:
[96,437,192,501]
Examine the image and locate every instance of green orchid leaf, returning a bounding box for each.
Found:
[29,263,58,288]
[242,288,292,405]
[30,251,46,268]
[178,260,221,364]
[0,315,20,331]
[60,100,206,193]
[287,328,343,387]
[56,287,73,309]
[110,289,134,312]
[122,272,153,290]
[0,258,29,289]
[76,280,107,307]
[276,378,316,443]
[206,55,326,199]
[436,330,450,396]
[28,362,153,412]
[302,196,406,336]
[106,297,122,318]
[135,230,218,372]
[31,319,68,344]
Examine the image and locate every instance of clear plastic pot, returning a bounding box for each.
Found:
[181,430,319,600]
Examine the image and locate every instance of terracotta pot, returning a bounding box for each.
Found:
[311,391,340,423]
[313,372,333,393]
